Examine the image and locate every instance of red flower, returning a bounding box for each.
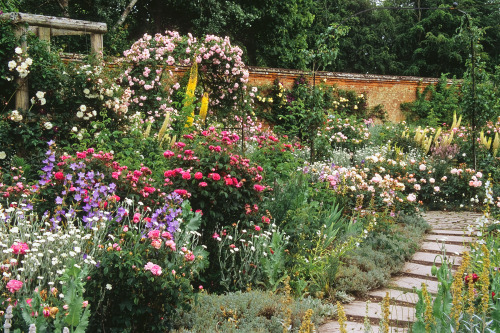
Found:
[54,172,65,181]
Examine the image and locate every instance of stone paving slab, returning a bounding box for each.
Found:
[368,288,420,304]
[419,241,467,254]
[424,234,474,243]
[411,251,462,266]
[389,276,439,294]
[343,301,416,324]
[401,262,439,278]
[429,229,472,236]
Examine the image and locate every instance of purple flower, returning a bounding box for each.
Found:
[55,196,63,205]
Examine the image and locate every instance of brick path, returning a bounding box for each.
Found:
[319,211,482,332]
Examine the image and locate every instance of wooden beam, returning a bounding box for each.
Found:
[51,28,91,36]
[0,12,107,34]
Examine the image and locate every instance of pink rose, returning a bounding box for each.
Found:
[199,182,208,187]
[144,262,162,276]
[182,172,191,180]
[211,173,221,181]
[148,230,160,239]
[133,213,141,223]
[254,225,261,231]
[6,279,23,293]
[194,172,203,180]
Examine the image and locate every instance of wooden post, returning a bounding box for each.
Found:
[38,27,51,51]
[90,33,103,56]
[14,25,29,111]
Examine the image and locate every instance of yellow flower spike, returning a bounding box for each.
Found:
[298,309,315,333]
[433,127,442,145]
[199,92,209,123]
[422,283,435,332]
[380,292,390,333]
[451,253,468,331]
[337,302,347,333]
[184,62,198,128]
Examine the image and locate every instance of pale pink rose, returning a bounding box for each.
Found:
[429,178,435,184]
[419,164,426,171]
[414,184,421,191]
[151,239,162,249]
[407,193,417,202]
[165,240,176,251]
[150,264,162,276]
[434,186,440,192]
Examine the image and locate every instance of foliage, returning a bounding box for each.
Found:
[172,289,336,333]
[85,201,208,332]
[401,74,461,126]
[335,213,430,295]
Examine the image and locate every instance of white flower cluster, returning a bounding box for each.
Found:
[8,47,32,79]
[0,205,107,294]
[76,104,97,120]
[9,110,23,122]
[31,91,47,106]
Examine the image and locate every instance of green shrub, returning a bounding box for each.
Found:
[172,290,335,333]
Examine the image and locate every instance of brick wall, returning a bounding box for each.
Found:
[166,65,444,122]
[247,67,442,122]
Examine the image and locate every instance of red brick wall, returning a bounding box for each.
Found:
[247,67,442,122]
[166,65,443,122]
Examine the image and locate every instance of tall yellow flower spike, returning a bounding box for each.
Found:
[184,62,198,127]
[199,92,209,124]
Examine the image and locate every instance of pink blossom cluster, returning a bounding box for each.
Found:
[144,262,162,276]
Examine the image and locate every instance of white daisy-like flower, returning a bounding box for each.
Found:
[76,111,84,118]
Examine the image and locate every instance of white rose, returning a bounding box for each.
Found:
[40,98,46,105]
[44,122,53,130]
[36,91,45,99]
[72,127,78,132]
[0,151,6,160]
[25,58,32,66]
[83,88,90,95]
[15,47,22,54]
[80,105,87,112]
[76,111,84,118]
[8,61,16,70]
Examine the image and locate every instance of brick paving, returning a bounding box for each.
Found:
[318,211,480,332]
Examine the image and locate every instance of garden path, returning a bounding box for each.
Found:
[318,210,482,333]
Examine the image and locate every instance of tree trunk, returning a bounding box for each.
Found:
[57,0,70,18]
[113,0,139,30]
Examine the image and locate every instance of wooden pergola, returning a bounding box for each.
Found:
[0,12,107,110]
